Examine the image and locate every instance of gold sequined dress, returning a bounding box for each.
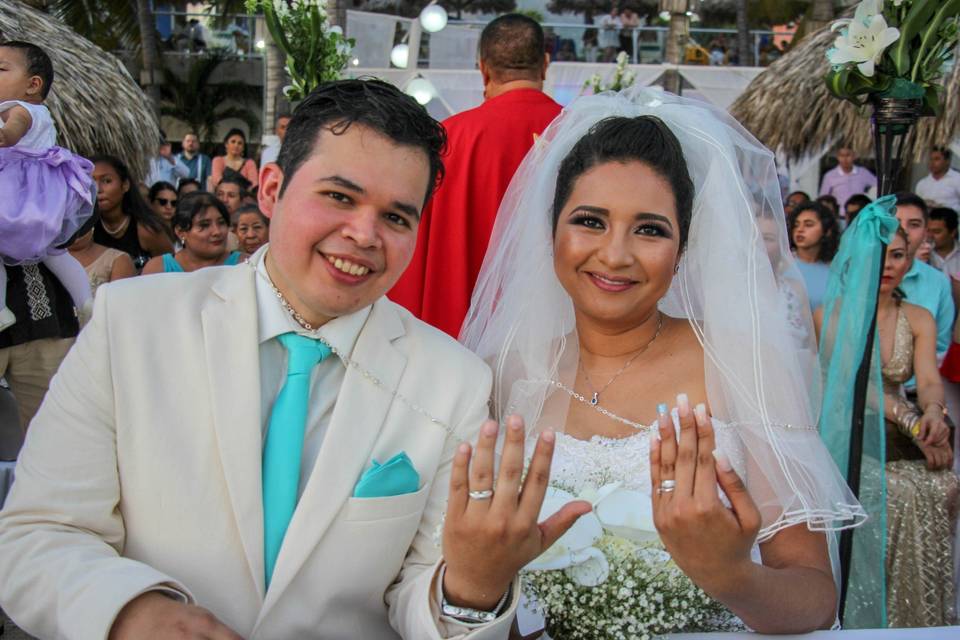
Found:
[881,306,960,627]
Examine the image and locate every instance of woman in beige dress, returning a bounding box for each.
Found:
[67,227,136,297]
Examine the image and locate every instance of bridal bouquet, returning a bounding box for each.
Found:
[522,483,741,640]
[824,0,959,113]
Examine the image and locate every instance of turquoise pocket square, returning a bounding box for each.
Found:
[353,452,420,498]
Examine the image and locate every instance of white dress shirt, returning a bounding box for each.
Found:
[253,248,370,498]
[917,168,960,211]
[930,244,960,279]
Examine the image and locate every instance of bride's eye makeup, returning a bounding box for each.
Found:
[635,223,671,238]
[569,213,605,229]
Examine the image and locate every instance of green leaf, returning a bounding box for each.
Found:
[891,0,939,76]
[911,0,960,82]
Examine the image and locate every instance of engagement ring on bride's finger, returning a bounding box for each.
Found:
[468,489,494,500]
[657,480,676,494]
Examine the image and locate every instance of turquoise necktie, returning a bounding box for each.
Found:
[263,332,331,587]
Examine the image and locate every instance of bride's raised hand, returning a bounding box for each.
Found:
[442,415,592,611]
[650,395,762,596]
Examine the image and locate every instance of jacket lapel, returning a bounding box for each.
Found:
[200,265,266,600]
[257,298,408,619]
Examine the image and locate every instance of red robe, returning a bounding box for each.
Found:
[390,88,562,337]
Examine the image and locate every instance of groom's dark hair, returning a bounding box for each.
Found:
[552,116,694,253]
[276,78,447,205]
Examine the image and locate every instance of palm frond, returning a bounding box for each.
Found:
[0,0,158,181]
[731,21,960,162]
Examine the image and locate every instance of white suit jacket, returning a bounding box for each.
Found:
[0,264,517,639]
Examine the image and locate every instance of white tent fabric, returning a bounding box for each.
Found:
[544,63,666,106]
[676,66,766,111]
[428,25,482,70]
[349,63,764,118]
[345,10,399,70]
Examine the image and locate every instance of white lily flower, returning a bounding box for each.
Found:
[827,11,899,77]
[831,0,883,32]
[526,483,659,586]
[329,25,343,36]
[594,488,659,543]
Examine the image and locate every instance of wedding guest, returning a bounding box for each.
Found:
[142,193,243,274]
[91,155,173,270]
[390,13,561,337]
[816,194,839,218]
[215,173,249,217]
[784,190,810,216]
[234,204,269,255]
[175,132,212,188]
[759,212,809,341]
[819,146,877,210]
[818,228,959,627]
[597,6,621,62]
[209,128,258,191]
[844,193,872,226]
[618,7,640,59]
[0,264,78,429]
[259,114,290,167]
[789,201,839,311]
[895,192,954,362]
[928,207,960,277]
[67,227,136,297]
[917,146,960,211]
[177,178,200,197]
[0,80,574,639]
[147,180,177,228]
[462,93,861,636]
[145,130,189,187]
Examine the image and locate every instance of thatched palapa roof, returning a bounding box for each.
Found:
[731,24,960,162]
[0,0,158,180]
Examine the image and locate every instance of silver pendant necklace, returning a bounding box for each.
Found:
[579,312,663,406]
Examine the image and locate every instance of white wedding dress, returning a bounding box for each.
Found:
[517,418,753,638]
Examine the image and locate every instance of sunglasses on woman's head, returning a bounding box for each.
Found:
[156,198,177,207]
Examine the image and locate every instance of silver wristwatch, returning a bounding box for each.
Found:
[439,566,511,624]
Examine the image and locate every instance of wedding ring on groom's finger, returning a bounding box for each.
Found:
[657,480,676,495]
[468,489,494,500]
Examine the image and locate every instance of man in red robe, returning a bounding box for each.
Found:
[389,14,562,337]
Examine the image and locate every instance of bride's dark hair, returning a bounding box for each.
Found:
[551,115,694,252]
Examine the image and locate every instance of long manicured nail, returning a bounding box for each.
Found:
[677,393,690,417]
[649,426,661,442]
[657,403,669,417]
[694,403,707,425]
[712,449,732,472]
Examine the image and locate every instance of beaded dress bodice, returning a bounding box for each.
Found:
[881,307,914,393]
[542,417,747,496]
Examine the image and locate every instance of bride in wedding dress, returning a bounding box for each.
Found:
[460,88,867,637]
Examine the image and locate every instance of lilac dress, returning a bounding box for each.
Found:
[0,100,96,264]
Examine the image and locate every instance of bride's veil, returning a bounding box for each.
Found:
[460,88,866,558]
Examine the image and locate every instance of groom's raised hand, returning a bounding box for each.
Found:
[441,415,592,611]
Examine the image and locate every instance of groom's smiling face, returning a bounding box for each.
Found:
[259,123,431,326]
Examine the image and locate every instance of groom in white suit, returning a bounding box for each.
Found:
[0,80,587,639]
